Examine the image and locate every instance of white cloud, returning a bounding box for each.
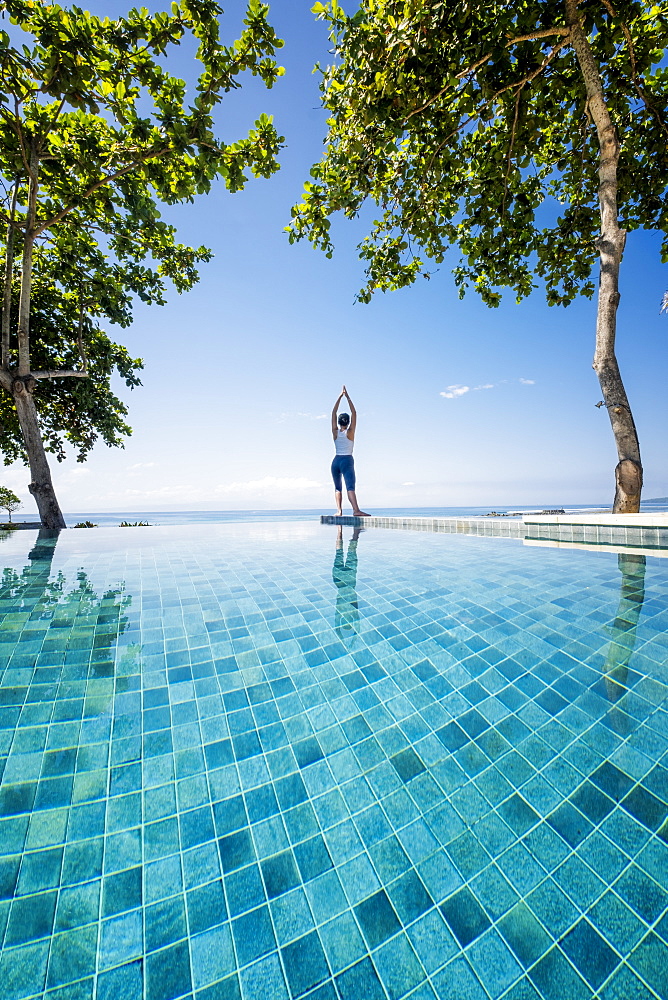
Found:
[441,378,536,399]
[127,462,156,471]
[440,385,470,399]
[0,467,30,493]
[440,383,493,398]
[113,477,323,501]
[279,411,328,422]
[401,481,415,486]
[114,486,197,500]
[214,476,322,494]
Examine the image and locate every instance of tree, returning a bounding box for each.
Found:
[289,0,668,512]
[0,483,20,520]
[0,0,284,528]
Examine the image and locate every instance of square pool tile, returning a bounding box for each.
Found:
[589,891,647,955]
[374,932,425,1000]
[560,918,620,991]
[386,869,433,926]
[440,887,490,948]
[355,890,401,949]
[498,902,552,969]
[145,939,192,1000]
[390,748,426,783]
[528,946,589,1000]
[431,956,487,1000]
[261,850,300,899]
[232,905,276,967]
[407,909,457,975]
[335,957,386,1000]
[627,932,668,999]
[320,911,366,972]
[468,929,522,998]
[281,930,329,998]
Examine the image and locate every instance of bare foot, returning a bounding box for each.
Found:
[353,510,370,516]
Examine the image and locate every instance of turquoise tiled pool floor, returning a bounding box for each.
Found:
[0,522,667,1000]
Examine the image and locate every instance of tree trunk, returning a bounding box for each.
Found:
[2,177,19,370]
[4,142,67,529]
[17,144,39,376]
[12,380,66,529]
[565,0,642,513]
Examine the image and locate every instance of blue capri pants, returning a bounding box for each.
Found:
[331,455,356,492]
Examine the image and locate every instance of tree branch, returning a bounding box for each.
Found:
[404,25,570,122]
[598,0,668,138]
[502,85,524,218]
[31,370,89,379]
[76,296,89,375]
[398,40,569,234]
[34,143,171,235]
[37,97,67,153]
[509,27,572,44]
[2,176,19,369]
[17,141,38,375]
[422,39,569,168]
[12,97,31,179]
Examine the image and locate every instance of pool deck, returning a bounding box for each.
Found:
[320,515,525,537]
[523,512,668,527]
[321,513,668,552]
[2,517,668,1000]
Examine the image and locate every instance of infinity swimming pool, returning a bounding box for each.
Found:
[0,522,666,1000]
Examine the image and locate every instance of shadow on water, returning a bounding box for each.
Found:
[603,552,647,731]
[332,525,363,641]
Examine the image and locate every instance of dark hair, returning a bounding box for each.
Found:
[338,413,350,427]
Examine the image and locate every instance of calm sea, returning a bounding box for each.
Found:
[59,502,668,528]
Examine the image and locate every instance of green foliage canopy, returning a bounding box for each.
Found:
[0,256,144,462]
[0,0,284,462]
[288,0,668,306]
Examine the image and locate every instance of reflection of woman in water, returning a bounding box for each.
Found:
[333,525,362,638]
[331,385,369,517]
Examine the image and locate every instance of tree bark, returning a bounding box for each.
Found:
[17,143,39,377]
[565,0,642,513]
[2,177,19,370]
[12,379,66,529]
[4,141,69,529]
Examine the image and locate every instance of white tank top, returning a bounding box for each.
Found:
[335,429,354,456]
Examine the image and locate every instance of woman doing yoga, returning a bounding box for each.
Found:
[331,386,369,517]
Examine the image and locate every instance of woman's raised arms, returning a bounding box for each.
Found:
[343,386,356,438]
[332,388,344,439]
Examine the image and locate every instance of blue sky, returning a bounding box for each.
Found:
[4,0,668,514]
